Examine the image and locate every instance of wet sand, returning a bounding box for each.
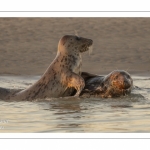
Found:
[0,18,150,76]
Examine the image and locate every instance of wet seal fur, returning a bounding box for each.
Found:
[80,70,133,98]
[2,35,93,101]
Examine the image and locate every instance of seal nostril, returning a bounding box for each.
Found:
[124,80,130,89]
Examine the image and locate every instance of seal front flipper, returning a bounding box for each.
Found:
[67,72,85,97]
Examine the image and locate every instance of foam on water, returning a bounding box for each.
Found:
[0,75,150,132]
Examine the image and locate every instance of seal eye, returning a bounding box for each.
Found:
[126,75,130,79]
[76,37,80,41]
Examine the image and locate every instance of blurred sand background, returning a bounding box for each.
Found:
[0,18,150,76]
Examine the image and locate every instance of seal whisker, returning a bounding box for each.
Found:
[74,30,79,36]
[88,45,93,56]
[125,68,129,72]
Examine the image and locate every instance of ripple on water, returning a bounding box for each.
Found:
[0,75,150,132]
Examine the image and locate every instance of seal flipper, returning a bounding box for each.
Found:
[81,72,99,82]
[67,72,85,97]
[80,72,105,96]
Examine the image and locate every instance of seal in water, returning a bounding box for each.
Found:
[80,70,133,98]
[3,35,93,101]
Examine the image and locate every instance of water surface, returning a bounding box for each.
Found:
[0,75,150,132]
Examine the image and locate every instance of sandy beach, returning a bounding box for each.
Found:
[0,18,150,76]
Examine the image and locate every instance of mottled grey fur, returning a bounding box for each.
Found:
[1,35,93,101]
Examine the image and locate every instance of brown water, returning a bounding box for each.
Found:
[0,75,150,133]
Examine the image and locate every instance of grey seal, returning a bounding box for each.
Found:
[80,70,133,98]
[3,35,93,101]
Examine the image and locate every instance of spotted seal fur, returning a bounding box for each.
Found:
[2,35,93,100]
[80,70,133,98]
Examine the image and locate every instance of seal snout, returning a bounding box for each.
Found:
[88,39,93,45]
[86,39,93,47]
[123,79,131,89]
[79,38,93,53]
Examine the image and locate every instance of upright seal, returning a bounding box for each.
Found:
[5,35,93,100]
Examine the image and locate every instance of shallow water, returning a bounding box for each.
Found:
[0,75,150,133]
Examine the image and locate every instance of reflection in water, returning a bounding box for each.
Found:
[37,98,84,132]
[111,105,133,108]
[0,76,150,132]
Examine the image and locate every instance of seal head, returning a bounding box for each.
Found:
[81,70,133,98]
[58,35,93,53]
